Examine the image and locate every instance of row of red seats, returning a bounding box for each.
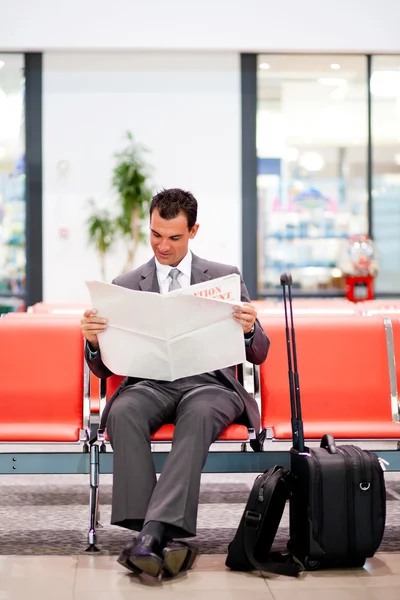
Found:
[0,311,249,443]
[1,303,400,444]
[260,314,400,440]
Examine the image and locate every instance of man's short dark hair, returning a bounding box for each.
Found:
[150,188,198,230]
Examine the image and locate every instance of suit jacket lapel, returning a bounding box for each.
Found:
[190,253,212,285]
[138,258,160,293]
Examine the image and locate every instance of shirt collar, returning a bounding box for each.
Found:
[155,251,192,283]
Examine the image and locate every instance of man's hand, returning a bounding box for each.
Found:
[81,309,107,350]
[232,302,257,335]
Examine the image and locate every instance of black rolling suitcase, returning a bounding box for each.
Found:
[281,272,386,570]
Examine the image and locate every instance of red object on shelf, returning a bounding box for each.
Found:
[345,274,374,303]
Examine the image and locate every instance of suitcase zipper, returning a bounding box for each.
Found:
[256,466,282,504]
[338,447,356,557]
[311,453,323,543]
[352,446,371,491]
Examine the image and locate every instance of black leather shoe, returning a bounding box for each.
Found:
[117,553,142,575]
[162,542,198,577]
[118,535,163,578]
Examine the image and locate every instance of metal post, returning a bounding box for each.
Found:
[86,444,100,552]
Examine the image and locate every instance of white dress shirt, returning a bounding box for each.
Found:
[155,251,192,294]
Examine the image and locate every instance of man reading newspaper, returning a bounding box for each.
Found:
[81,188,270,578]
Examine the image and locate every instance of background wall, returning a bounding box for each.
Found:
[2,0,400,52]
[4,0,400,302]
[43,52,241,302]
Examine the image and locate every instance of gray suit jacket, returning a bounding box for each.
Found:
[86,253,270,449]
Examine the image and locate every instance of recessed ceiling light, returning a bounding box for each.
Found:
[318,77,347,86]
[331,64,341,70]
[299,152,325,172]
[259,63,270,70]
[0,61,4,70]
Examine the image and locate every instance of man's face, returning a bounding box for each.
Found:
[150,209,199,267]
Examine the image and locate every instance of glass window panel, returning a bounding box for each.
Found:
[0,53,25,311]
[371,55,400,294]
[257,55,368,295]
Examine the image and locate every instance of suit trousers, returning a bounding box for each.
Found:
[106,373,244,539]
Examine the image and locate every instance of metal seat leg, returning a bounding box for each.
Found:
[86,444,100,552]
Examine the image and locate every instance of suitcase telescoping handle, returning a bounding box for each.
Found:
[280,272,305,453]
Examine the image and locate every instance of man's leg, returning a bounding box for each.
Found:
[107,381,177,530]
[144,383,244,538]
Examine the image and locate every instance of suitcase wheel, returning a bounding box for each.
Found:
[349,558,365,569]
[303,557,320,571]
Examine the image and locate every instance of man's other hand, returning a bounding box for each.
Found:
[232,302,257,335]
[81,309,107,350]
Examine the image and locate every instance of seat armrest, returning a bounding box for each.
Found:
[99,378,107,419]
[241,362,261,421]
[253,363,260,398]
[383,317,400,423]
[81,346,91,440]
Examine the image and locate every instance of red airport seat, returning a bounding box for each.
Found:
[0,317,86,442]
[259,315,400,440]
[102,374,249,442]
[4,312,102,417]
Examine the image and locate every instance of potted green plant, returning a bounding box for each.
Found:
[112,131,153,272]
[86,132,153,277]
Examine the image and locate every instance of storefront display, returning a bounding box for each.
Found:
[257,55,368,295]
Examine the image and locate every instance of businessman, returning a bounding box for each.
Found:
[82,188,270,578]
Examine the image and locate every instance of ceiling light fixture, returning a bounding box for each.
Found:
[331,63,341,70]
[259,62,270,70]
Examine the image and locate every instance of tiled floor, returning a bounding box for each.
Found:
[0,553,399,600]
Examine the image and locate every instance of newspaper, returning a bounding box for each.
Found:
[85,273,245,381]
